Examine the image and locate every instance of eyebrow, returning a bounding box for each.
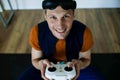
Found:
[47,9,74,15]
[47,12,73,17]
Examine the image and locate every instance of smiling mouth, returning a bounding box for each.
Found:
[55,29,66,33]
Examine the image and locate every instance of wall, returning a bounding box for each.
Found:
[1,0,120,10]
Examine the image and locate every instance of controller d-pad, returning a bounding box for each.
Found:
[48,67,56,72]
[64,67,73,71]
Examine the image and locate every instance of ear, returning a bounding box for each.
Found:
[73,10,76,18]
[43,10,47,19]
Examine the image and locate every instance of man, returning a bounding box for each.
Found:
[18,0,103,80]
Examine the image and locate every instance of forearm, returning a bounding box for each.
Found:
[32,58,43,70]
[79,57,91,69]
[31,48,44,70]
[71,58,91,80]
[32,58,50,80]
[78,49,91,69]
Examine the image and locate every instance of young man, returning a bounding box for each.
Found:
[18,0,103,80]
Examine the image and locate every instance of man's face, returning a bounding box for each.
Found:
[45,6,75,39]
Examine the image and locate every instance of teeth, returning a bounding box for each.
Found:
[57,30,64,33]
[56,29,65,33]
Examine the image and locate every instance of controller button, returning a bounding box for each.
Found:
[64,67,73,71]
[48,67,56,72]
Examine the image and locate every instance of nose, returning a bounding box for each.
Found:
[57,19,64,29]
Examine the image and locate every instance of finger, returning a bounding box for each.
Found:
[72,59,78,64]
[41,59,52,80]
[68,59,78,67]
[43,59,52,67]
[68,60,75,67]
[72,72,80,80]
[72,75,79,80]
[39,61,48,80]
[41,64,49,80]
[41,75,49,80]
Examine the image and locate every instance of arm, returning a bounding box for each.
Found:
[29,26,51,80]
[78,49,91,69]
[69,49,91,69]
[31,47,43,70]
[72,27,93,80]
[77,27,92,69]
[31,47,51,80]
[70,49,91,80]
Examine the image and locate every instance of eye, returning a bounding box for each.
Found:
[49,16,57,20]
[63,15,70,19]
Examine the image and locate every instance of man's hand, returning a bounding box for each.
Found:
[39,59,52,80]
[31,48,52,80]
[68,59,81,80]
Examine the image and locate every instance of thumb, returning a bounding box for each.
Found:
[68,59,78,67]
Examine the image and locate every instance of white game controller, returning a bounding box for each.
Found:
[45,62,76,80]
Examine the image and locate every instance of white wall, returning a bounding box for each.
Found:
[77,0,120,8]
[1,0,120,10]
[1,0,43,10]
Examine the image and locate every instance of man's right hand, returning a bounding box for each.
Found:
[39,59,52,80]
[31,48,52,79]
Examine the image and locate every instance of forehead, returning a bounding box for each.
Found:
[46,6,73,15]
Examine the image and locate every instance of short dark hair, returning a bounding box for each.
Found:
[42,0,77,10]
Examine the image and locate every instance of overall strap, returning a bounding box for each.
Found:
[66,20,86,61]
[38,21,58,60]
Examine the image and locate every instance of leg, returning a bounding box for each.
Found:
[77,65,105,80]
[17,66,43,80]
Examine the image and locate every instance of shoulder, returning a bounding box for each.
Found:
[81,26,93,52]
[29,25,41,50]
[73,20,86,28]
[72,20,86,32]
[30,25,38,35]
[38,21,48,29]
[70,20,86,36]
[84,26,93,39]
[31,20,48,30]
[72,20,92,34]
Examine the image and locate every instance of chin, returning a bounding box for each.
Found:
[55,35,66,39]
[53,32,67,39]
[56,36,65,39]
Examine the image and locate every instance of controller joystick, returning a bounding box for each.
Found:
[48,67,56,72]
[64,66,73,72]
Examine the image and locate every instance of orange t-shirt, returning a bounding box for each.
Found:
[29,25,93,61]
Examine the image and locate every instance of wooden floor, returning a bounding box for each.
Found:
[0,8,120,54]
